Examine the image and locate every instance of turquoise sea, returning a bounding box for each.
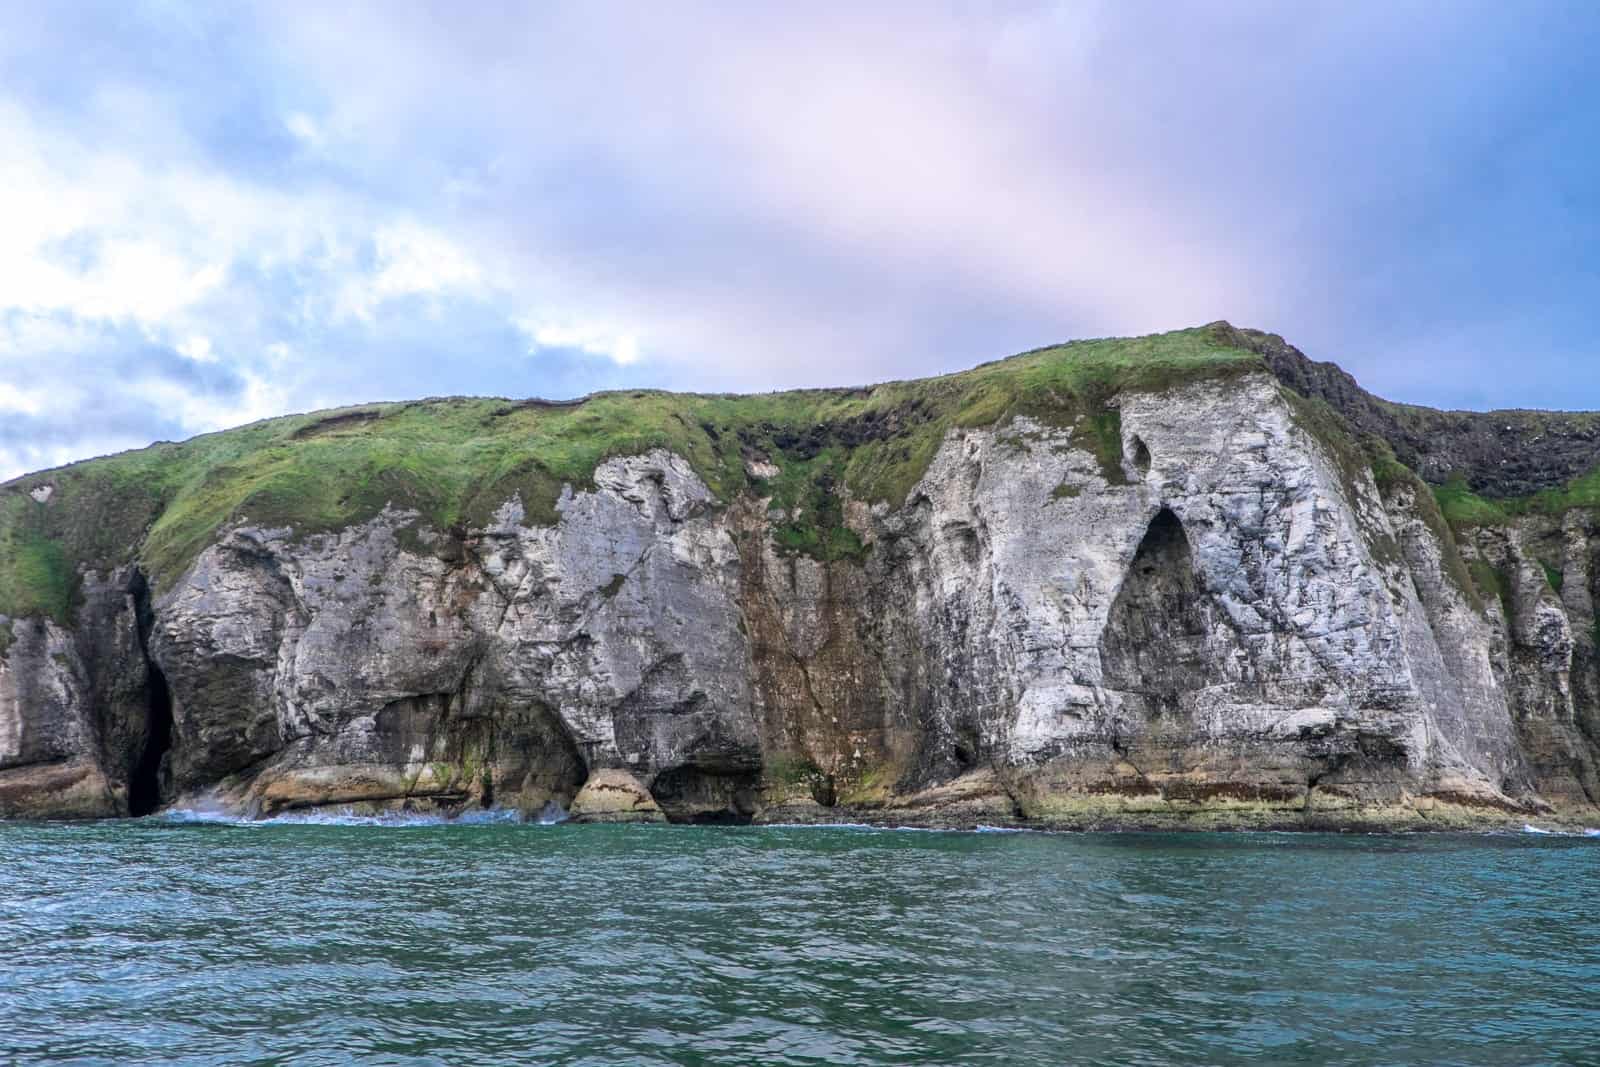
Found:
[2,818,1597,1065]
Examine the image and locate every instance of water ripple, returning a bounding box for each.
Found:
[1,823,1596,1065]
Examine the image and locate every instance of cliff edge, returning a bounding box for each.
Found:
[3,322,1597,829]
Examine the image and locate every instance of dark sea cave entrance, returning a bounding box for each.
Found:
[1100,507,1236,715]
[650,765,760,824]
[128,661,174,817]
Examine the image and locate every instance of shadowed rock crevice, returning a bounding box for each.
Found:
[129,574,173,817]
[1099,508,1238,713]
[494,702,589,813]
[127,662,172,817]
[649,764,760,823]
[1130,435,1152,477]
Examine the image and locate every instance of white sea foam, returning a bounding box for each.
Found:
[532,801,570,825]
[1518,824,1600,839]
[262,809,450,826]
[761,821,1037,835]
[154,805,556,828]
[155,807,253,826]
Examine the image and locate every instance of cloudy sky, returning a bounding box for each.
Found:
[1,1,1597,480]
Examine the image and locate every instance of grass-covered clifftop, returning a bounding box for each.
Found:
[8,319,1598,627]
[1,325,1259,622]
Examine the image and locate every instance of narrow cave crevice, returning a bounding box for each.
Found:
[128,658,173,817]
[951,723,981,770]
[128,571,174,817]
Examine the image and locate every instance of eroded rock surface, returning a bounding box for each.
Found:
[568,769,667,824]
[5,369,1600,829]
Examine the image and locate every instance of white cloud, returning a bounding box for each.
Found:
[0,96,533,480]
[284,111,322,145]
[0,106,235,331]
[129,369,289,437]
[2,0,1587,481]
[0,382,47,415]
[177,335,217,363]
[514,317,641,365]
[335,222,487,323]
[257,2,1281,391]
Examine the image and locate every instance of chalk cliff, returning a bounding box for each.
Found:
[3,323,1597,827]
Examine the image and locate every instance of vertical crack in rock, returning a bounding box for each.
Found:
[127,663,173,817]
[128,573,173,817]
[1100,508,1238,715]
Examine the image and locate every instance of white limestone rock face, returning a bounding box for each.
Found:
[477,451,755,780]
[0,616,117,817]
[864,374,1527,818]
[148,450,758,821]
[1452,513,1600,810]
[3,373,1596,826]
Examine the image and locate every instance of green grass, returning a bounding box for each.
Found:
[1,324,1262,622]
[1367,444,1414,494]
[1515,467,1600,517]
[1069,409,1128,484]
[1433,465,1600,529]
[1541,560,1565,593]
[1434,476,1512,526]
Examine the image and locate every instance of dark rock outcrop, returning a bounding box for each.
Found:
[1232,323,1600,498]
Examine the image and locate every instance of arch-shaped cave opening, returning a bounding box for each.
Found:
[1099,507,1236,714]
[128,661,173,817]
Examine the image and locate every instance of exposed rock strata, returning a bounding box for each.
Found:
[4,354,1600,829]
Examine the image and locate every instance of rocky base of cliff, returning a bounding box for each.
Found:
[755,766,1581,833]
